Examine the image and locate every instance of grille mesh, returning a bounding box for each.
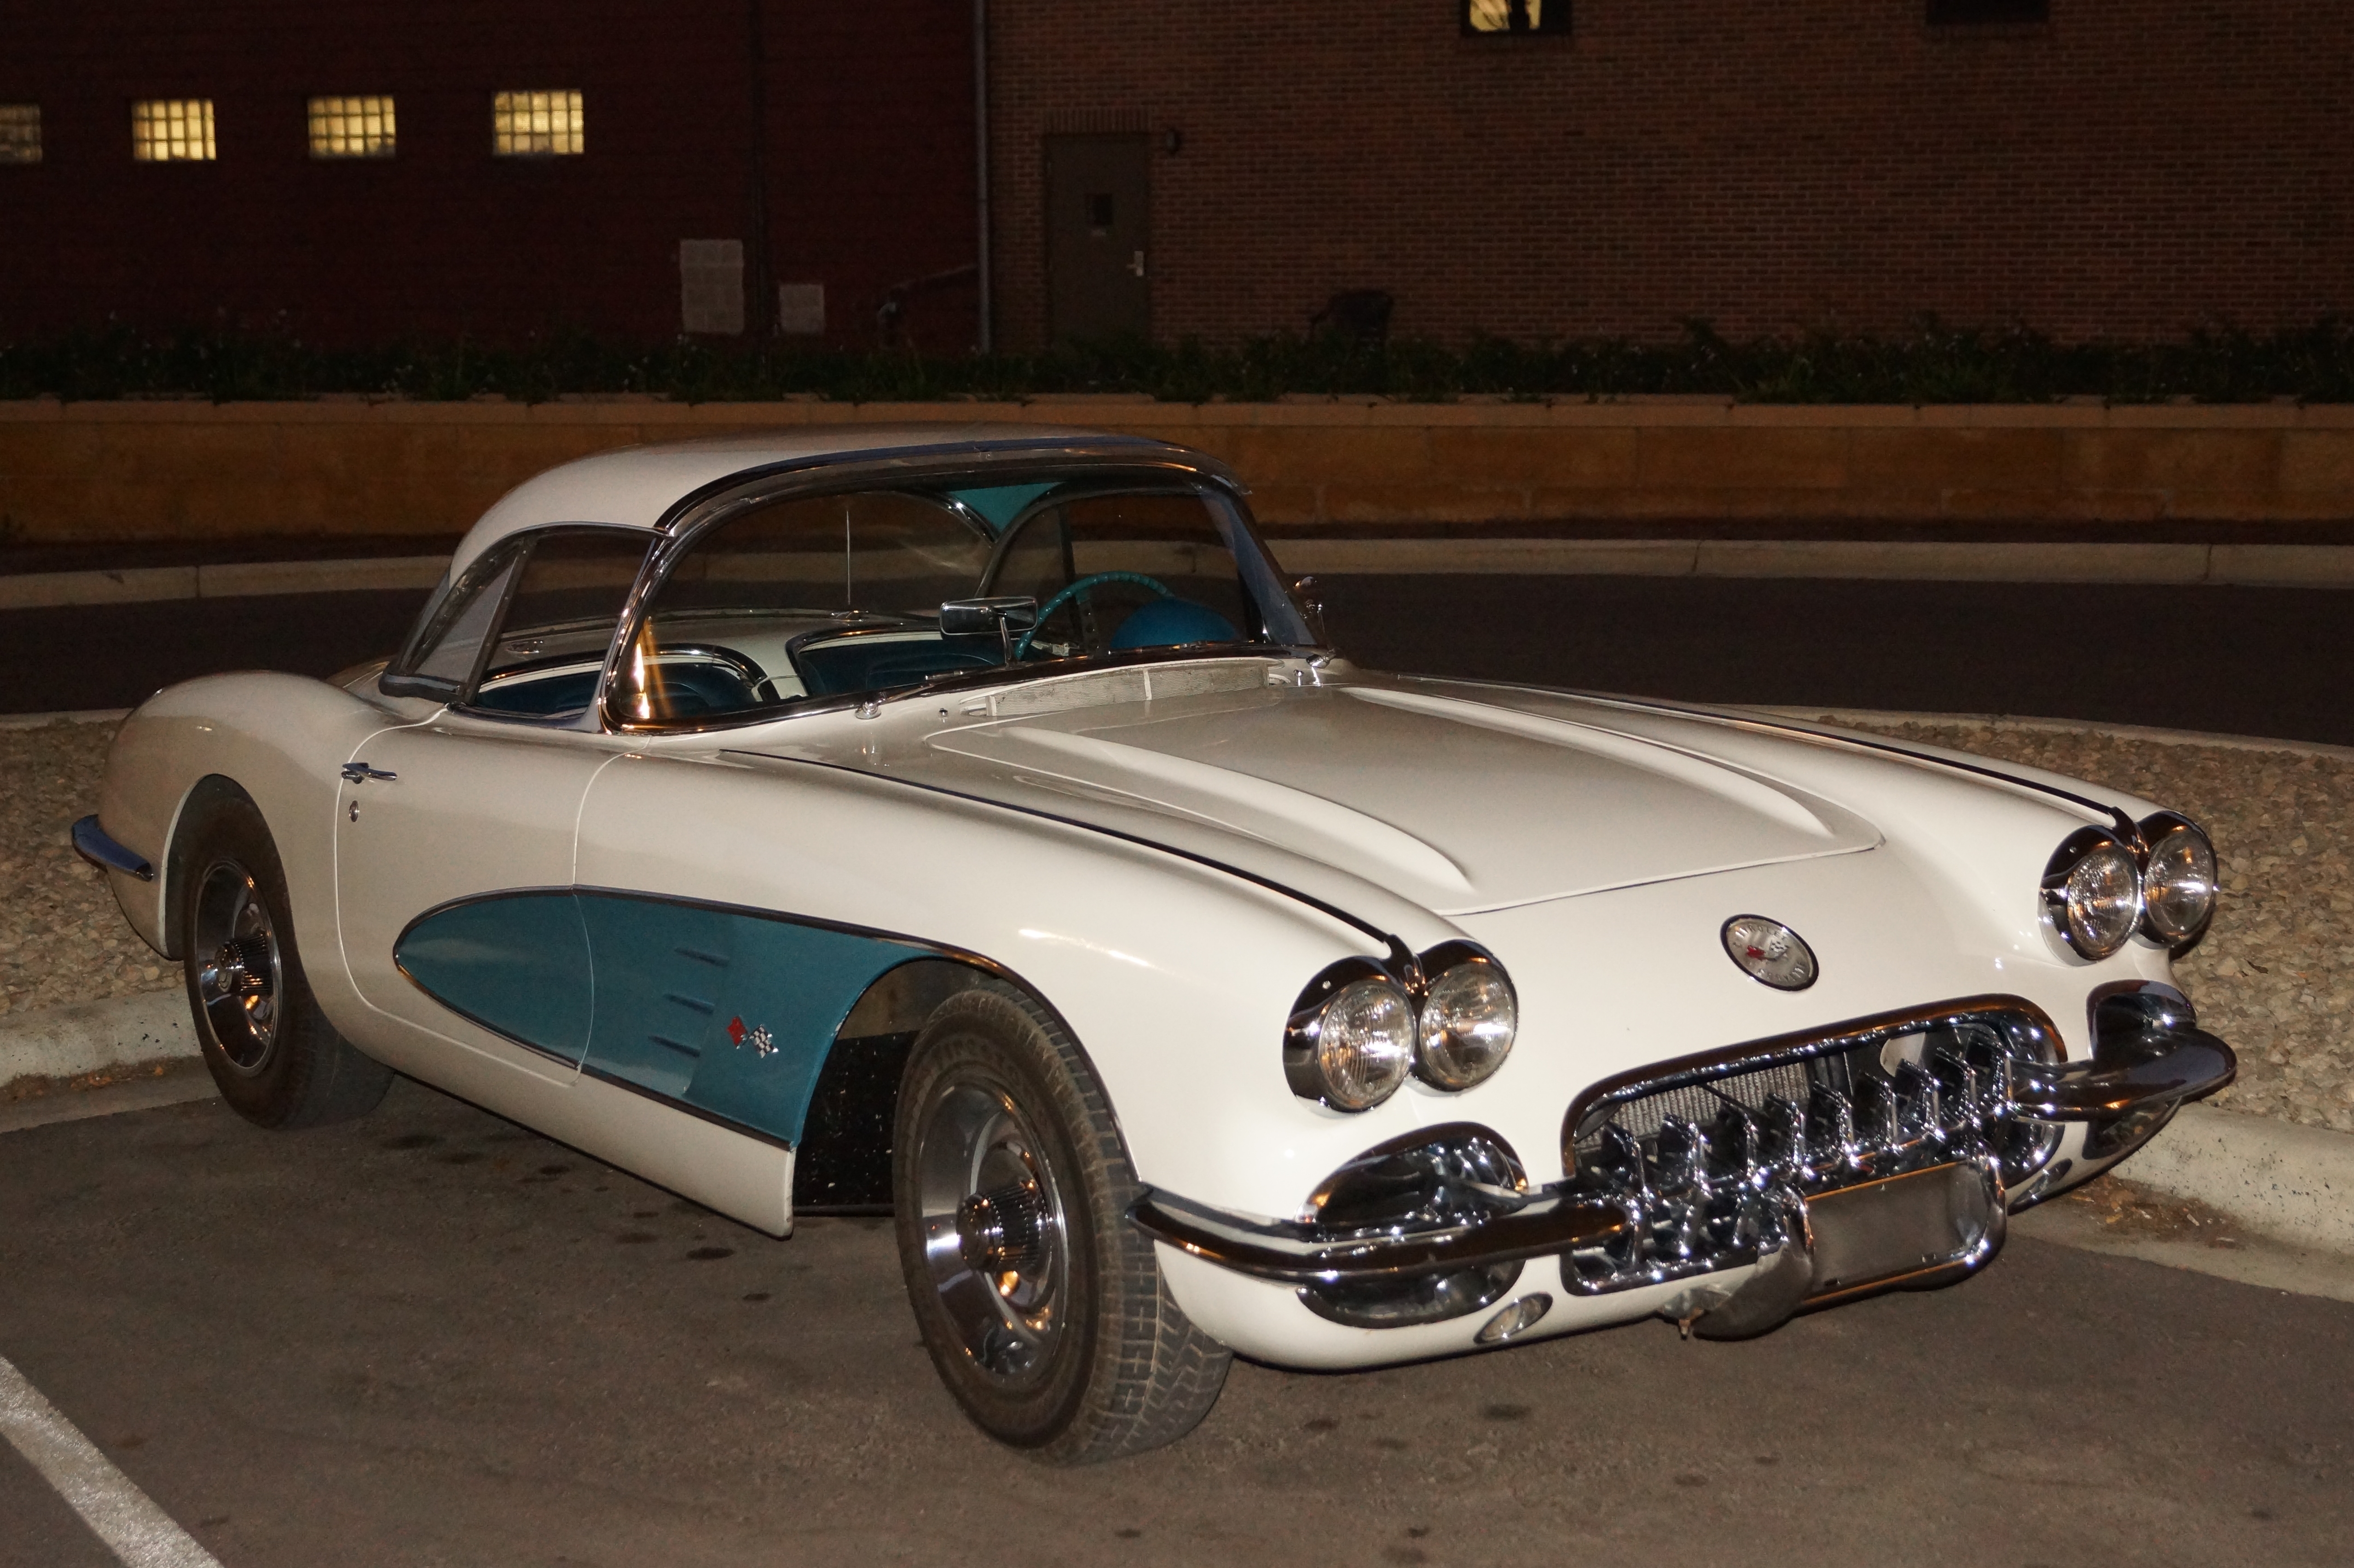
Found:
[1579,1058,1814,1154]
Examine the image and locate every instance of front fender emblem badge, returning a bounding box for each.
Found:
[726,1016,777,1057]
[1722,916,1818,991]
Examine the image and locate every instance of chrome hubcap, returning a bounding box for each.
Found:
[193,862,282,1073]
[917,1079,1068,1383]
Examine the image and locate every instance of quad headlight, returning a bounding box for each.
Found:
[2040,813,2216,961]
[1415,945,1518,1091]
[1285,946,1517,1110]
[2042,828,2144,960]
[2139,813,2218,946]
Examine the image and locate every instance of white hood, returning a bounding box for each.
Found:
[896,674,1880,916]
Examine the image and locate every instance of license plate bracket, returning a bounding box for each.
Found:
[1805,1159,2002,1300]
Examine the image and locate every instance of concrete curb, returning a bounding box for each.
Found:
[1752,705,2354,764]
[0,555,446,611]
[1272,537,2354,587]
[0,992,197,1090]
[8,538,2354,613]
[2122,1104,2354,1256]
[0,708,129,730]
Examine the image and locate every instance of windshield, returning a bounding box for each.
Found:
[490,472,1316,728]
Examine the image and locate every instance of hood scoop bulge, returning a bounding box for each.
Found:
[917,680,1878,914]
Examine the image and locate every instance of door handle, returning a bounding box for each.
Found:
[340,762,397,783]
[1128,250,1146,278]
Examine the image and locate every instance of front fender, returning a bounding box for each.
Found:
[572,749,1484,1220]
[97,673,401,975]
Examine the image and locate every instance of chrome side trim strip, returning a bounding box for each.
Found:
[71,815,154,882]
[1128,1188,1625,1285]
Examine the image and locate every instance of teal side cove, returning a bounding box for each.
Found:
[396,891,927,1146]
[395,892,593,1062]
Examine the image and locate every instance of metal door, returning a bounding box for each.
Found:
[1044,134,1151,343]
[334,718,611,1083]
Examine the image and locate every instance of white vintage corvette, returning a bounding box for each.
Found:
[78,427,2234,1461]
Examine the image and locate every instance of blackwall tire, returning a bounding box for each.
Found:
[177,791,392,1130]
[892,982,1232,1463]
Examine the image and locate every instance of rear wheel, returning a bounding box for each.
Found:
[178,791,392,1129]
[893,983,1231,1462]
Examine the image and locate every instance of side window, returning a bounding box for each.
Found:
[613,491,992,726]
[395,550,524,693]
[467,530,654,717]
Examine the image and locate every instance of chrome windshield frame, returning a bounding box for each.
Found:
[595,442,1318,737]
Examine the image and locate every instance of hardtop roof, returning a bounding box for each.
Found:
[449,424,1226,576]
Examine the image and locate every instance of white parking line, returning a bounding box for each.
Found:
[0,1354,222,1568]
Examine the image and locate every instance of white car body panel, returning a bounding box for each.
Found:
[85,428,2224,1373]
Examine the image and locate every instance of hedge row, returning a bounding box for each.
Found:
[4,318,2352,405]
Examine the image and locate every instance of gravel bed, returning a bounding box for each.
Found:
[0,718,175,1018]
[1842,718,2353,1134]
[6,712,2348,1133]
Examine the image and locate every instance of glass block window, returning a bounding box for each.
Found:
[309,96,396,158]
[1463,0,1571,33]
[133,99,216,162]
[492,91,584,156]
[0,105,41,165]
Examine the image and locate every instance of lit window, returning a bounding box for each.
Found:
[132,99,217,162]
[1463,0,1571,33]
[309,96,396,158]
[492,91,584,157]
[0,105,40,165]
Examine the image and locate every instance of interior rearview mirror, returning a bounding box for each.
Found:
[940,596,1040,663]
[939,596,1038,635]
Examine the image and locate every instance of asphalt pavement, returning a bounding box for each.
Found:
[1,1076,2348,1568]
[4,573,2349,743]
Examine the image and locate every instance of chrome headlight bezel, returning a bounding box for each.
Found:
[2137,811,2217,950]
[1285,944,1519,1111]
[1283,959,1418,1111]
[2041,827,2145,961]
[1413,941,1519,1092]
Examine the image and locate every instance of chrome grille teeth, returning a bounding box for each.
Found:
[1929,1047,1981,1134]
[1852,1073,1897,1150]
[1758,1094,1807,1182]
[1803,1083,1854,1171]
[1592,1122,1647,1190]
[1704,1103,1759,1185]
[1652,1116,1706,1195]
[1892,1060,1939,1140]
[1563,1009,2069,1299]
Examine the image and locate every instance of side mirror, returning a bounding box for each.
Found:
[940,596,1039,663]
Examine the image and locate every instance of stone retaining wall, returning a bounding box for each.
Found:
[3,398,2352,544]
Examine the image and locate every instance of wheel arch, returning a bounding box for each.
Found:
[157,773,263,962]
[796,954,1116,1214]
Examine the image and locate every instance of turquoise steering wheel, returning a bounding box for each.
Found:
[1014,571,1174,659]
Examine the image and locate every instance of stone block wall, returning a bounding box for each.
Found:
[3,399,2352,546]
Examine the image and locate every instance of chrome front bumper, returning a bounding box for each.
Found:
[1133,992,2235,1336]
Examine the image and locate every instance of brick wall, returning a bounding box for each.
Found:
[0,1,979,350]
[987,0,2354,347]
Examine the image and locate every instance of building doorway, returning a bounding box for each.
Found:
[1044,134,1150,344]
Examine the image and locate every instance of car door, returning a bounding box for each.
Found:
[335,527,653,1078]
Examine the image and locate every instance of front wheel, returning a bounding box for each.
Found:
[178,790,392,1129]
[893,983,1231,1462]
